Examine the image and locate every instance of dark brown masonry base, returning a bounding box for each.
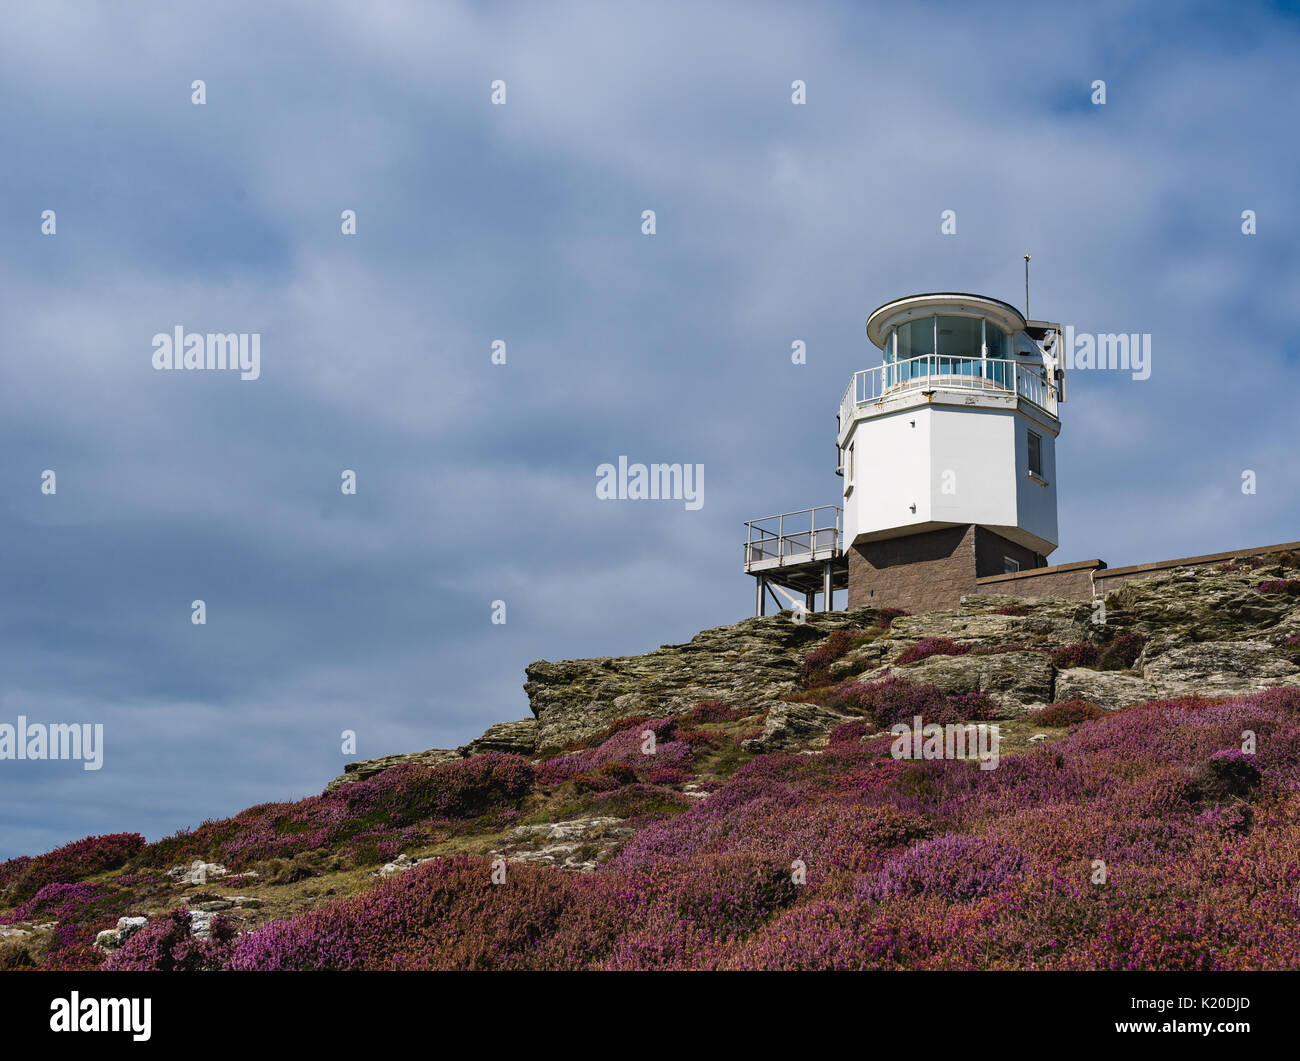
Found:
[846,527,1300,614]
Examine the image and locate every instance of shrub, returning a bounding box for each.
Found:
[897,638,970,666]
[1257,580,1300,596]
[105,908,236,971]
[828,677,994,728]
[1098,633,1147,670]
[1051,642,1102,669]
[857,834,1026,903]
[1190,750,1262,802]
[1282,634,1300,652]
[829,720,870,745]
[0,833,145,905]
[991,604,1031,616]
[535,718,689,787]
[1035,700,1107,727]
[683,700,739,724]
[801,630,855,687]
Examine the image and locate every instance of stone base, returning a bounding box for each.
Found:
[847,525,1040,613]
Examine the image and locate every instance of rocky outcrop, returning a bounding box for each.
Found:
[491,816,634,872]
[325,720,540,792]
[322,558,1300,788]
[1142,640,1300,698]
[740,701,856,754]
[858,650,1055,716]
[325,748,463,791]
[1053,668,1157,711]
[523,609,886,751]
[461,719,538,758]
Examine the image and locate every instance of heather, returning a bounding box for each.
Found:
[1034,700,1106,727]
[134,752,535,871]
[7,567,1300,972]
[826,677,997,727]
[216,687,1300,970]
[106,908,237,971]
[1258,579,1300,596]
[1050,633,1144,671]
[0,832,144,905]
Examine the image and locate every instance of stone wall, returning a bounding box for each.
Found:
[847,524,1043,613]
[847,525,978,613]
[849,528,1300,613]
[976,558,1104,601]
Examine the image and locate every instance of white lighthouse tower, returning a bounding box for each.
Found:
[743,290,1065,617]
[838,292,1064,610]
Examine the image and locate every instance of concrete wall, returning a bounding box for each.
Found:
[843,398,1059,556]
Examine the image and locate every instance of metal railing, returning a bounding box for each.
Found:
[743,506,842,570]
[839,354,1055,427]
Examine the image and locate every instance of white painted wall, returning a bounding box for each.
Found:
[842,399,1059,554]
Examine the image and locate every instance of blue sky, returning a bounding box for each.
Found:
[2,0,1298,860]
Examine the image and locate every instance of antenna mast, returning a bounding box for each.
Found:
[1023,254,1031,318]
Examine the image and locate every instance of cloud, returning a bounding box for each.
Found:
[1,0,1298,857]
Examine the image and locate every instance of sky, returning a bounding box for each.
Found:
[2,0,1298,860]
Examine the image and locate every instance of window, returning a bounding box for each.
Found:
[1027,430,1043,477]
[846,442,855,485]
[935,315,982,363]
[1003,557,1020,574]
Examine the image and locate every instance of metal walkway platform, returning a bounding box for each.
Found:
[743,506,848,615]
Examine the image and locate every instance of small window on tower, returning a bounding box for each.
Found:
[1027,431,1043,477]
[847,443,855,485]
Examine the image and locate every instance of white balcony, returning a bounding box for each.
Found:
[839,354,1057,433]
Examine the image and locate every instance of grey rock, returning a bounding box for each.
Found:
[166,861,228,885]
[462,718,539,758]
[741,701,856,754]
[94,915,148,951]
[1053,668,1157,711]
[491,816,634,873]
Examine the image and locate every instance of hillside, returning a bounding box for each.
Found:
[4,555,1300,970]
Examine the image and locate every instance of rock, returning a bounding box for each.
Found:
[857,651,1053,716]
[377,853,434,877]
[740,701,855,754]
[1142,640,1300,699]
[191,896,261,913]
[523,608,893,751]
[94,915,148,951]
[1053,668,1156,711]
[1028,734,1048,743]
[492,816,633,872]
[166,861,228,885]
[187,909,216,939]
[325,748,463,792]
[462,718,539,758]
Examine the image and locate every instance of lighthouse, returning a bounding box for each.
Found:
[745,291,1065,616]
[839,291,1063,611]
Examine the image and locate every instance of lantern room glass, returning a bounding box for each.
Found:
[881,316,1011,388]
